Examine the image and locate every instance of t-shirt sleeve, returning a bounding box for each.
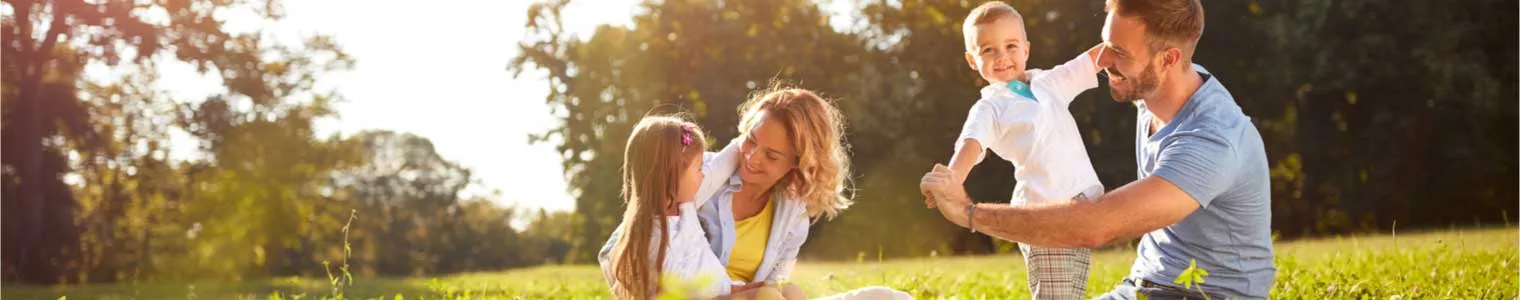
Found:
[955,100,1001,164]
[1150,129,1238,208]
[1033,52,1100,107]
[956,97,1040,164]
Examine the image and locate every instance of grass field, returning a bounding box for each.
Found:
[5,228,1516,299]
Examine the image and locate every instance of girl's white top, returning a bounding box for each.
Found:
[599,204,732,299]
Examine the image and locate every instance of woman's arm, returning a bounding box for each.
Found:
[695,138,743,208]
[764,212,810,283]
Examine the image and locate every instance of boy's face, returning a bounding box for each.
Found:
[964,17,1030,84]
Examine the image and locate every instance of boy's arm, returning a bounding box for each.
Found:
[1039,44,1106,107]
[949,140,984,185]
[927,101,997,208]
[929,138,984,209]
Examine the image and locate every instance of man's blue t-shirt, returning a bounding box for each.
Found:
[1129,64,1276,299]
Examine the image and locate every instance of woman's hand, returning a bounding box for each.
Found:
[780,283,806,300]
[729,281,765,294]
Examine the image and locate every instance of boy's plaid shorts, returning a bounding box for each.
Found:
[1018,243,1093,300]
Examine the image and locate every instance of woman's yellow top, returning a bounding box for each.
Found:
[725,196,775,282]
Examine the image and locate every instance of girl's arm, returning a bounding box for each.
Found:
[596,225,621,292]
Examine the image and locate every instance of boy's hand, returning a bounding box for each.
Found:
[923,180,938,209]
[1089,44,1115,73]
[1086,44,1102,66]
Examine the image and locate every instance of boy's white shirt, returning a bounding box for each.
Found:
[956,53,1106,204]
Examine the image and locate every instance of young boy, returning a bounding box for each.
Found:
[944,2,1105,299]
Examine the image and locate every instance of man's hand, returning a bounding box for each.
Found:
[920,171,933,209]
[921,164,972,227]
[921,164,968,201]
[919,165,940,209]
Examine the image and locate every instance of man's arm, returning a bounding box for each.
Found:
[924,164,1199,248]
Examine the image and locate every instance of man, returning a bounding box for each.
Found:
[920,0,1275,299]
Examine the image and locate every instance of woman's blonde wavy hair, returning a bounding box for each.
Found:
[736,86,854,220]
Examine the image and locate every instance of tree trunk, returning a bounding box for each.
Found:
[12,3,69,283]
[14,78,52,283]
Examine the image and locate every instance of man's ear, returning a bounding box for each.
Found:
[1162,47,1184,69]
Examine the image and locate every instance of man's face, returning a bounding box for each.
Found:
[1100,13,1162,103]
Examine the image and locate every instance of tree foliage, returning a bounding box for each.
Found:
[511,0,1517,261]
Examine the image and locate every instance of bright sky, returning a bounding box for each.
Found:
[143,0,858,217]
[142,0,650,214]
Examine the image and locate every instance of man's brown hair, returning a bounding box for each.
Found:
[1107,0,1205,58]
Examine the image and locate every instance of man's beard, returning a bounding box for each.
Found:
[1107,61,1160,103]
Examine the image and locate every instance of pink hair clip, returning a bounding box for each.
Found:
[680,124,695,146]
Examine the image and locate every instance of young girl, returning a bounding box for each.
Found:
[601,115,736,299]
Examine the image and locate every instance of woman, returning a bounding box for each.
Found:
[694,87,854,298]
[601,87,907,299]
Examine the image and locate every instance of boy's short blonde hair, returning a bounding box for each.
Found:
[962,1,1025,52]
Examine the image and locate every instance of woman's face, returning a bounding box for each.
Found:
[738,112,797,190]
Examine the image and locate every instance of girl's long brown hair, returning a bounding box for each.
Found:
[610,115,707,299]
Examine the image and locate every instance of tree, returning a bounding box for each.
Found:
[335,130,534,276]
[2,0,356,282]
[1243,0,1517,235]
[511,0,870,262]
[510,0,1517,261]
